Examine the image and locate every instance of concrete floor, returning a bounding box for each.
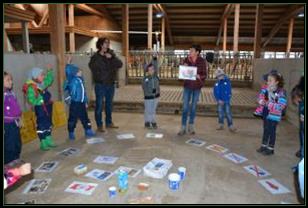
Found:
[4,112,301,204]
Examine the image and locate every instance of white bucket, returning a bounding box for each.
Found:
[168,173,180,190]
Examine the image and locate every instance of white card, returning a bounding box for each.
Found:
[206,144,229,154]
[179,65,197,80]
[86,137,105,144]
[117,133,135,140]
[258,178,291,195]
[114,166,141,178]
[85,169,113,182]
[93,156,118,165]
[35,161,59,173]
[65,181,98,196]
[185,138,206,147]
[243,165,271,178]
[146,133,164,139]
[23,179,52,194]
[223,153,248,164]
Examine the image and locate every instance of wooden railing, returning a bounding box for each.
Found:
[127,51,253,81]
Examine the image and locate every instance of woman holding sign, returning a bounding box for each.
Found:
[178,45,207,135]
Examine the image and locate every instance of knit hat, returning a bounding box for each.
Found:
[262,69,278,81]
[215,68,225,78]
[29,67,44,79]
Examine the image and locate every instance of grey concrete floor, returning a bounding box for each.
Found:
[4,112,301,204]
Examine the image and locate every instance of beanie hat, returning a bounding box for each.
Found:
[215,67,225,78]
[29,67,44,80]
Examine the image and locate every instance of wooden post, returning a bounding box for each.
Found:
[223,18,227,53]
[286,17,294,58]
[233,4,240,55]
[4,29,8,52]
[68,4,75,52]
[21,21,30,53]
[49,4,66,99]
[161,17,165,51]
[122,4,129,58]
[147,4,153,50]
[253,4,263,59]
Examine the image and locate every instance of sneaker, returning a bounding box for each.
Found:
[188,124,195,135]
[216,125,224,130]
[97,126,105,133]
[106,123,119,129]
[69,132,75,140]
[152,122,158,129]
[229,126,237,133]
[256,146,267,153]
[262,148,274,156]
[177,126,186,136]
[85,129,96,138]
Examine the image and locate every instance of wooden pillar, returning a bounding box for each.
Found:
[253,4,263,59]
[122,4,129,58]
[286,17,294,58]
[49,4,66,99]
[147,4,153,50]
[21,21,30,53]
[4,29,8,52]
[161,17,165,51]
[233,4,240,55]
[223,18,227,53]
[68,4,75,52]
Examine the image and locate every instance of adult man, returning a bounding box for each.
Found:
[89,38,123,132]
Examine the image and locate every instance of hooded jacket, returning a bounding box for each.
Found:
[213,75,232,103]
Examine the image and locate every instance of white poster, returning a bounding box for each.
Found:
[258,178,291,195]
[146,133,164,139]
[179,65,197,80]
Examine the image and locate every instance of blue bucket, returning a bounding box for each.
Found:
[168,173,180,191]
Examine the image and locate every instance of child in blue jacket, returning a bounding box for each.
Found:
[64,57,95,140]
[213,68,237,132]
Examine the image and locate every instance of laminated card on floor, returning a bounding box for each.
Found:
[186,138,206,147]
[258,178,291,195]
[35,161,59,173]
[93,156,118,165]
[243,165,271,178]
[23,179,52,194]
[117,133,135,140]
[223,153,248,164]
[65,181,98,196]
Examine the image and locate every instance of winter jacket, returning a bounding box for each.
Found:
[142,74,160,100]
[4,89,22,123]
[213,75,232,103]
[88,49,123,86]
[183,56,207,90]
[64,64,88,104]
[23,69,54,106]
[258,87,287,122]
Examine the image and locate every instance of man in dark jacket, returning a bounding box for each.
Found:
[178,45,207,136]
[88,37,123,132]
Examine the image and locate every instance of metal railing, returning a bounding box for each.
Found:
[127,51,253,81]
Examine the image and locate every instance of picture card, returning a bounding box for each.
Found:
[185,138,206,147]
[117,133,135,140]
[206,144,229,154]
[243,165,271,178]
[85,169,113,182]
[23,179,51,194]
[258,178,291,195]
[93,156,118,165]
[114,166,141,178]
[223,153,248,164]
[35,161,59,173]
[65,181,98,196]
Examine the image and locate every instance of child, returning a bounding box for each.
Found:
[256,71,287,155]
[213,68,237,132]
[291,77,304,158]
[23,66,56,151]
[64,57,96,140]
[4,72,22,164]
[4,163,31,190]
[142,63,160,129]
[253,69,278,118]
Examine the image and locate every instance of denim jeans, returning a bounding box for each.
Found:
[94,83,115,127]
[217,102,233,127]
[181,87,201,127]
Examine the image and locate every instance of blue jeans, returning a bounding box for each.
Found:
[68,101,92,132]
[4,122,21,164]
[94,83,115,127]
[181,87,201,127]
[217,102,233,127]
